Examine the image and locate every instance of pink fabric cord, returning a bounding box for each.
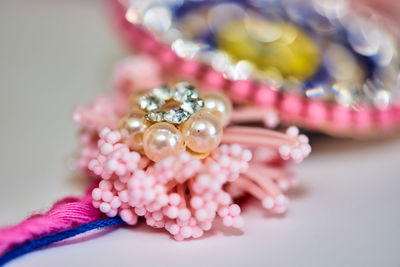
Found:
[0,185,103,255]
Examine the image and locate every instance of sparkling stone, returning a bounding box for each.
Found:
[174,82,199,102]
[181,99,204,114]
[151,86,173,101]
[171,38,203,59]
[143,6,172,33]
[145,110,165,122]
[139,96,163,111]
[163,108,190,124]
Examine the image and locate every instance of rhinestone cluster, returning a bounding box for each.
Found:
[139,82,204,124]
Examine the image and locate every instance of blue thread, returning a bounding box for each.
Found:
[0,217,125,266]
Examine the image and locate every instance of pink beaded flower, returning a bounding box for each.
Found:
[74,55,311,240]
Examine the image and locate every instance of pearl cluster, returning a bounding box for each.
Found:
[119,82,232,162]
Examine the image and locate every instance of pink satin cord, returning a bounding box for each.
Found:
[0,184,103,255]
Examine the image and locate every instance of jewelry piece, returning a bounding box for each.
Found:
[72,62,311,241]
[0,50,312,264]
[108,0,400,138]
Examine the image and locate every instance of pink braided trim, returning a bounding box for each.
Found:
[0,185,103,255]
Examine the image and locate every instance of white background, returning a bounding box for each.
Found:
[0,1,399,266]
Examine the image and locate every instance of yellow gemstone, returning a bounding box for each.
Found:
[217,19,321,81]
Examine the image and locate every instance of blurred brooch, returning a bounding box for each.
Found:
[109,0,400,138]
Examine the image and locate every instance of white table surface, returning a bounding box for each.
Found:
[0,1,399,266]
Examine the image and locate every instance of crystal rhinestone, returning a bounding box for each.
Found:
[174,82,199,102]
[163,108,190,124]
[143,6,172,33]
[139,96,163,111]
[151,86,173,101]
[145,110,165,122]
[181,99,204,114]
[171,38,203,59]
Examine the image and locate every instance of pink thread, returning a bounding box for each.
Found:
[0,185,102,255]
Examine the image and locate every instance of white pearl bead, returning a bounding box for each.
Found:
[202,91,232,126]
[181,112,222,153]
[143,122,185,162]
[120,110,148,151]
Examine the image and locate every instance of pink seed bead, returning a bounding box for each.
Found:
[190,196,204,209]
[99,128,111,138]
[306,100,327,127]
[262,197,275,209]
[229,204,241,217]
[166,206,179,219]
[354,109,371,132]
[174,233,184,241]
[179,208,191,221]
[254,85,277,107]
[152,211,163,221]
[201,69,225,90]
[99,180,112,190]
[146,217,155,226]
[119,210,135,223]
[99,203,111,213]
[168,193,181,206]
[102,190,114,202]
[110,196,121,209]
[331,105,351,131]
[192,226,204,238]
[100,143,113,155]
[106,209,118,218]
[180,60,201,77]
[157,194,169,206]
[205,202,217,213]
[180,226,192,238]
[286,126,299,137]
[196,209,208,221]
[92,188,102,201]
[159,48,179,65]
[200,221,212,231]
[143,189,155,202]
[106,131,121,144]
[377,109,393,130]
[113,180,125,191]
[118,190,129,203]
[229,80,253,102]
[281,94,303,116]
[169,224,180,235]
[218,207,229,217]
[134,207,146,216]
